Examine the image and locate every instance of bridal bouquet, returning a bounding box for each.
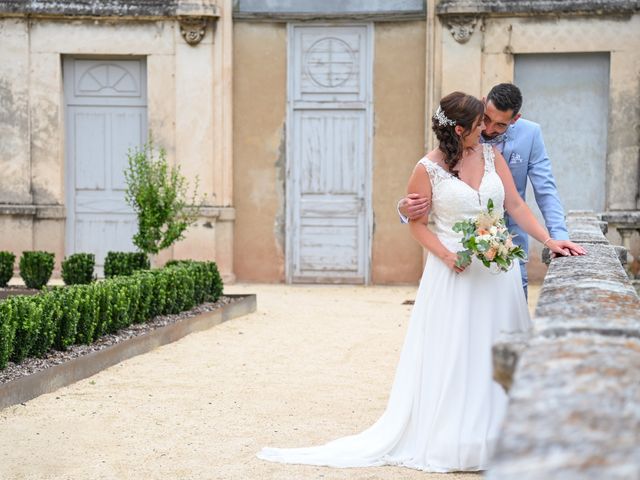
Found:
[452,199,527,271]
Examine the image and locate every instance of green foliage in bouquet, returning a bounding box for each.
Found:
[453,199,527,272]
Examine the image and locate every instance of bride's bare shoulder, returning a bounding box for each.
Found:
[421,149,446,168]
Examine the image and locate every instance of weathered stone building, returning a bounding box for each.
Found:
[1,0,638,284]
[233,0,640,283]
[0,0,235,278]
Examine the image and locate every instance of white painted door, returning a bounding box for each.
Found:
[514,53,610,213]
[64,58,147,274]
[287,24,372,284]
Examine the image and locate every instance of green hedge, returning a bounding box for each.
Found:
[0,251,15,288]
[104,251,150,278]
[61,253,95,285]
[19,251,55,289]
[0,260,223,369]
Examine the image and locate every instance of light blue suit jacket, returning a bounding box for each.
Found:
[492,118,569,258]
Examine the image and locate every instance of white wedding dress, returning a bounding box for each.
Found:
[258,144,532,472]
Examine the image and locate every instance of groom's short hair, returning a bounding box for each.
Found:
[487,83,523,117]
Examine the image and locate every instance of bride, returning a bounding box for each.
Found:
[258,92,586,472]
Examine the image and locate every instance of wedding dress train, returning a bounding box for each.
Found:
[258,144,531,472]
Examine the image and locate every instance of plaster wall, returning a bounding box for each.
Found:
[232,22,287,282]
[372,21,426,284]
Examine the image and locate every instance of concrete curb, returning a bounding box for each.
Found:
[0,294,256,410]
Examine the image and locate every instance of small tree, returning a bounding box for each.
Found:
[124,138,202,255]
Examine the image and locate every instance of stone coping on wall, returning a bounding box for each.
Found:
[437,0,640,17]
[488,211,640,478]
[0,0,219,19]
[198,206,236,220]
[600,210,640,226]
[488,333,640,480]
[0,204,65,219]
[233,0,426,21]
[540,213,633,265]
[0,204,235,221]
[0,293,256,411]
[535,243,639,338]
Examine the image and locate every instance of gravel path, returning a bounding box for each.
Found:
[0,283,539,480]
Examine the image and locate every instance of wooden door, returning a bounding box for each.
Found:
[287,24,372,283]
[515,53,610,212]
[64,58,147,274]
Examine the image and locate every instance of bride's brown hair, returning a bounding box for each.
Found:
[431,92,484,174]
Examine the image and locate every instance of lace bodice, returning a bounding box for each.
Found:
[418,144,505,251]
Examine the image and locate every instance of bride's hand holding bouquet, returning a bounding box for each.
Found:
[452,198,527,273]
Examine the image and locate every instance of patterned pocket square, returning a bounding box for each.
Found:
[509,152,524,164]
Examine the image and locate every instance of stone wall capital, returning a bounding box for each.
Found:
[443,15,478,44]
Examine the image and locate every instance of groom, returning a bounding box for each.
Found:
[399,83,569,297]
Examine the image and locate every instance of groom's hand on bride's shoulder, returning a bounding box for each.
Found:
[401,193,431,220]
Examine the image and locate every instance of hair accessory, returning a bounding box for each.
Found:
[433,105,456,127]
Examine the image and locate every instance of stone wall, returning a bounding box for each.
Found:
[489,211,640,478]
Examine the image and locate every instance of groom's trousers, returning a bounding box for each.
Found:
[520,260,528,300]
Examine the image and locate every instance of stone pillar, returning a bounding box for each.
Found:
[607,51,640,210]
[439,15,482,96]
[0,19,31,204]
[172,1,234,281]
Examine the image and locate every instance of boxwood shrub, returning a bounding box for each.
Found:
[9,297,41,363]
[104,251,150,278]
[30,292,62,357]
[0,300,16,369]
[19,251,55,289]
[61,253,95,285]
[0,260,223,369]
[0,251,15,288]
